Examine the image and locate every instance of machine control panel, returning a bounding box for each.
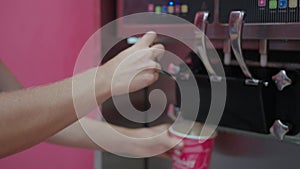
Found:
[118,0,300,41]
[219,0,300,23]
[120,0,214,24]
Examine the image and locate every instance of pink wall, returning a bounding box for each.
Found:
[0,0,100,168]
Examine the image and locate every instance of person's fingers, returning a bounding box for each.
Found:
[160,152,172,159]
[150,44,165,61]
[151,43,164,50]
[153,124,184,150]
[149,61,162,71]
[135,31,157,48]
[150,124,169,132]
[136,70,159,86]
[168,137,184,150]
[142,60,161,72]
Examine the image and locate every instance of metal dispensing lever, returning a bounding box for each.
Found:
[270,120,291,141]
[229,11,262,86]
[194,12,221,81]
[272,70,292,91]
[270,70,293,141]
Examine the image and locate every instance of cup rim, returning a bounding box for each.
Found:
[169,125,217,140]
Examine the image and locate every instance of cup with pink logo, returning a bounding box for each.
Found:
[169,120,217,169]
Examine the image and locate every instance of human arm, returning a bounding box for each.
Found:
[0,67,110,158]
[0,59,177,158]
[47,118,182,158]
[0,31,164,158]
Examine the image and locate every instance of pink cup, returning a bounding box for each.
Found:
[169,122,217,169]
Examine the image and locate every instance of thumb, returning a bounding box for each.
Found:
[150,44,165,61]
[168,136,184,150]
[156,124,184,150]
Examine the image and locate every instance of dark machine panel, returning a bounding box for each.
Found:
[219,0,300,23]
[120,0,214,24]
[115,0,300,140]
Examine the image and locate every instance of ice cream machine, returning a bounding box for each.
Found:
[100,0,300,168]
[113,0,300,142]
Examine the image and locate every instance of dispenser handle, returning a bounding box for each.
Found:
[194,11,217,78]
[229,11,264,86]
[229,11,253,79]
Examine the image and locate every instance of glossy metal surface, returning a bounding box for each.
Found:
[259,39,268,67]
[228,11,269,85]
[194,11,218,78]
[229,11,252,78]
[223,39,231,65]
[272,70,293,91]
[270,120,291,140]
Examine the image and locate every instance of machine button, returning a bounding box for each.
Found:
[279,0,287,8]
[148,4,154,12]
[155,6,161,14]
[181,4,189,13]
[175,3,181,13]
[269,0,278,9]
[258,0,266,7]
[289,0,298,8]
[168,6,175,14]
[162,5,168,13]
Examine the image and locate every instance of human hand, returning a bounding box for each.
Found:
[125,124,184,158]
[99,31,165,97]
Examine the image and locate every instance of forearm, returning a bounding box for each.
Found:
[0,67,110,158]
[47,118,181,158]
[47,117,100,150]
[47,117,137,153]
[0,60,100,152]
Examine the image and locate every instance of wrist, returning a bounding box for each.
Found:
[95,66,112,103]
